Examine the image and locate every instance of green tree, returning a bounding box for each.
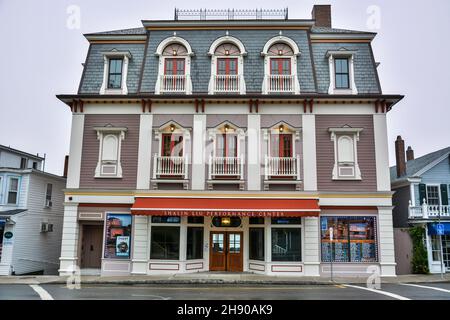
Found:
[409,226,429,274]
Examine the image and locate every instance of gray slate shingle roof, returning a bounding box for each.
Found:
[390,146,450,183]
[85,27,146,36]
[310,26,375,34]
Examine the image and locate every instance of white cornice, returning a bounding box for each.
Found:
[310,33,375,41]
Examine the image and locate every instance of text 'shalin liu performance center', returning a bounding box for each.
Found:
[57,5,403,277]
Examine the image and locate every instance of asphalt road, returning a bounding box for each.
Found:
[1,282,450,300]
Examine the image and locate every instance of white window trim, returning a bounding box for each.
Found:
[327,50,358,95]
[0,176,2,203]
[207,35,247,95]
[207,122,245,159]
[263,122,301,157]
[99,50,131,95]
[261,35,301,94]
[154,35,194,95]
[329,127,363,180]
[7,176,20,205]
[94,125,128,178]
[425,184,441,205]
[154,121,191,158]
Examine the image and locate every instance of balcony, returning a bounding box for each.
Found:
[159,75,189,94]
[207,156,244,190]
[408,201,450,219]
[266,75,295,93]
[264,155,301,190]
[212,75,242,94]
[152,155,188,181]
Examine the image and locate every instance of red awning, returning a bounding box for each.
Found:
[131,197,320,217]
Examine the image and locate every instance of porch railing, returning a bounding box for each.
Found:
[152,155,188,179]
[208,156,244,180]
[408,200,450,219]
[266,75,295,93]
[213,75,240,93]
[160,75,187,93]
[264,155,301,180]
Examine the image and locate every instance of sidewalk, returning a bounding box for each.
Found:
[1,272,449,285]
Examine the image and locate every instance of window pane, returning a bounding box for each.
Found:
[270,134,280,157]
[271,217,302,225]
[187,227,203,260]
[226,135,237,157]
[46,184,52,200]
[212,233,224,253]
[229,233,241,253]
[320,216,377,263]
[187,216,204,224]
[249,228,264,261]
[150,226,180,260]
[427,186,440,205]
[151,216,181,224]
[249,217,265,225]
[104,214,132,259]
[271,228,301,261]
[216,134,225,157]
[9,178,18,191]
[7,192,17,204]
[176,59,185,75]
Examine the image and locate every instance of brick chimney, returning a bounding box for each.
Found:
[406,146,415,161]
[312,5,332,28]
[63,155,69,178]
[395,136,406,178]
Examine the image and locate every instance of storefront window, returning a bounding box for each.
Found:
[151,216,180,223]
[271,228,301,261]
[150,226,180,260]
[321,216,377,263]
[187,227,203,260]
[104,213,132,259]
[249,228,264,261]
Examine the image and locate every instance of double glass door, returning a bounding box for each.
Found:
[209,231,243,272]
[443,235,450,271]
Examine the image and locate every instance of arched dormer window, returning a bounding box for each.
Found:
[261,35,301,94]
[155,36,193,94]
[208,35,247,94]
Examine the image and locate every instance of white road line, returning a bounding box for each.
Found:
[343,284,411,300]
[399,283,450,294]
[29,284,54,300]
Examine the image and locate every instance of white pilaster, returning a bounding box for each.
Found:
[67,114,85,189]
[247,114,261,190]
[59,203,80,275]
[378,206,397,276]
[191,114,206,190]
[373,114,391,191]
[302,114,317,191]
[303,217,321,276]
[0,223,15,275]
[131,215,149,274]
[180,217,187,267]
[264,217,272,265]
[136,114,153,189]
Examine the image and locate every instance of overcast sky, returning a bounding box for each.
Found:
[0,0,449,175]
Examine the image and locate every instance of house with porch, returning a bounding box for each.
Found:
[391,136,450,274]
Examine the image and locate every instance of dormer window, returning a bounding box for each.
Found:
[99,50,131,95]
[261,36,300,94]
[107,58,123,89]
[155,36,193,94]
[327,50,358,95]
[208,36,247,94]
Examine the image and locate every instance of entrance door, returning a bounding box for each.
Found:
[209,231,243,272]
[80,225,103,269]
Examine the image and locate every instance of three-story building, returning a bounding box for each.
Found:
[57,5,403,277]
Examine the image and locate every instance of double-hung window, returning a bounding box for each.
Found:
[7,177,19,205]
[107,58,123,89]
[426,185,440,205]
[20,158,27,169]
[334,58,350,89]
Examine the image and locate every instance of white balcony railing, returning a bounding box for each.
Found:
[267,75,295,93]
[160,75,187,93]
[264,155,301,180]
[408,200,450,219]
[208,156,244,180]
[152,155,188,179]
[213,75,240,93]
